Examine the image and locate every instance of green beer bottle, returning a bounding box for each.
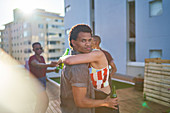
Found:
[110,85,117,98]
[56,48,69,73]
[110,85,119,113]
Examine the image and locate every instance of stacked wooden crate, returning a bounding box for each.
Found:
[144,58,170,107]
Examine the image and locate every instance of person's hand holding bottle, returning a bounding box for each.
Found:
[52,48,70,73]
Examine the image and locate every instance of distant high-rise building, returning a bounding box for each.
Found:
[1,8,65,64]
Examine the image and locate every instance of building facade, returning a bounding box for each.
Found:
[1,9,65,64]
[64,0,170,77]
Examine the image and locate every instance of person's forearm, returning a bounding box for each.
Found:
[62,51,102,65]
[77,96,117,109]
[72,86,117,109]
[76,97,106,108]
[109,61,117,77]
[31,59,56,68]
[35,63,50,68]
[110,68,116,77]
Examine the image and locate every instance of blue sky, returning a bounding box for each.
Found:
[0,0,64,29]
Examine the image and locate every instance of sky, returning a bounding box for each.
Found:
[0,0,65,29]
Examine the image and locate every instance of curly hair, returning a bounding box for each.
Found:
[68,24,92,48]
[32,42,41,48]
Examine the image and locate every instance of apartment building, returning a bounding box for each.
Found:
[64,0,170,77]
[1,8,65,64]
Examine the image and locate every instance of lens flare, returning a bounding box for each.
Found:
[0,49,44,113]
[142,102,148,107]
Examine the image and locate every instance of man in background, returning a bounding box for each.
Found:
[92,35,119,113]
[29,42,56,113]
[92,35,117,77]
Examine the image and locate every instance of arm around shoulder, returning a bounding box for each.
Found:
[30,59,55,68]
[62,50,103,65]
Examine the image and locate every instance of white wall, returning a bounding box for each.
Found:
[95,0,127,74]
[136,0,170,62]
[64,0,91,48]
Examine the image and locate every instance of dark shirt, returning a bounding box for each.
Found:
[28,55,47,78]
[60,50,95,113]
[100,49,113,64]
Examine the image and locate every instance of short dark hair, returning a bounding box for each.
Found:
[92,35,101,44]
[32,42,41,48]
[68,24,92,48]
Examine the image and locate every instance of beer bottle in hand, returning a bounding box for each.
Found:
[110,85,117,98]
[110,85,120,113]
[56,48,69,73]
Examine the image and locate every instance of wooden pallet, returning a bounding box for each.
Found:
[144,58,170,107]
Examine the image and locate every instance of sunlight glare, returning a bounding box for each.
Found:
[0,49,43,113]
[13,0,42,14]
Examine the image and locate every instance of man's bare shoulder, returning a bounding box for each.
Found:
[91,49,104,56]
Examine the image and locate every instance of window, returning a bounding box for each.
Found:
[47,24,64,29]
[58,25,64,30]
[65,28,70,35]
[65,5,71,13]
[24,31,28,37]
[56,41,60,44]
[149,0,163,17]
[20,34,22,38]
[56,49,60,52]
[149,49,162,58]
[27,49,31,53]
[46,18,51,21]
[23,23,27,28]
[46,32,56,36]
[39,33,44,37]
[55,19,63,23]
[47,24,52,29]
[59,33,62,37]
[24,49,32,53]
[28,41,31,45]
[49,49,55,53]
[52,25,56,28]
[38,24,44,29]
[48,41,56,45]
